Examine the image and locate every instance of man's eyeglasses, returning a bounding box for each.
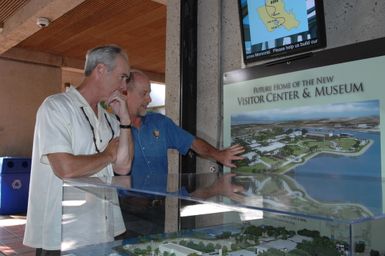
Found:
[120,73,131,84]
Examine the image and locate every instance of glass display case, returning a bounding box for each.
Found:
[61,172,385,256]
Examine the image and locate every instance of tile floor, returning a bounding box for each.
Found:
[0,215,34,256]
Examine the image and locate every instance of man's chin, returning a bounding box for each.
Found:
[138,110,147,117]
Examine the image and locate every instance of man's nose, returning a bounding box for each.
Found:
[120,84,127,92]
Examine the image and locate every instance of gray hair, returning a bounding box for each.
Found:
[84,44,128,76]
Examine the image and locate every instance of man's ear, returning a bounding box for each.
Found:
[94,63,106,79]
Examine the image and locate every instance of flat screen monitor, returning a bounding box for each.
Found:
[238,0,327,64]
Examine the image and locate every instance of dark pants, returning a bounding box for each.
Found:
[35,248,61,256]
[116,195,165,240]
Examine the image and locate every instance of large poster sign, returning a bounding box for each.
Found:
[224,54,385,216]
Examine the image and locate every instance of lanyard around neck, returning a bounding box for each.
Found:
[80,106,114,153]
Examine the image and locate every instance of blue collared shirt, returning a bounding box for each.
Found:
[130,112,194,193]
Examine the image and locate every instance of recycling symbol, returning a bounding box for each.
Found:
[12,179,22,190]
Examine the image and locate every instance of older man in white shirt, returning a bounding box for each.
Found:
[23,44,134,255]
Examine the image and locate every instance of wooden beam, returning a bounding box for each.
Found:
[2,47,166,82]
[0,0,86,54]
[1,47,84,70]
[0,47,62,66]
[151,0,167,5]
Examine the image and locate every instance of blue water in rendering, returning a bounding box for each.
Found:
[289,130,383,215]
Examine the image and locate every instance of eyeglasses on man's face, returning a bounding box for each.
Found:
[120,73,131,84]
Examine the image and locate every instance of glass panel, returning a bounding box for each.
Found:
[62,173,385,255]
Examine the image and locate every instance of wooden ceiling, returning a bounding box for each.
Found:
[0,0,166,77]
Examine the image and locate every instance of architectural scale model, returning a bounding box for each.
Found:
[113,222,378,256]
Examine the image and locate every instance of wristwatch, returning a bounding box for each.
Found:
[119,124,132,129]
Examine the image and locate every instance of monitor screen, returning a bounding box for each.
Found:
[238,0,327,63]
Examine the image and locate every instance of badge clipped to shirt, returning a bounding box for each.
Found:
[153,129,160,139]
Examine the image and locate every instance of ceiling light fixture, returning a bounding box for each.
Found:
[36,17,50,28]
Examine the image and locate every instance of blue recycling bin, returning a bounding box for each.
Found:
[0,157,31,215]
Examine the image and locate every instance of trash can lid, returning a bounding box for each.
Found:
[0,156,32,174]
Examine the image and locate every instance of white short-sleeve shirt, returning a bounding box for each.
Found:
[23,86,125,250]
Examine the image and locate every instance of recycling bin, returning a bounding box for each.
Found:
[0,157,31,215]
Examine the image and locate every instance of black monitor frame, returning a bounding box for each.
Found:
[225,37,385,85]
[238,0,327,64]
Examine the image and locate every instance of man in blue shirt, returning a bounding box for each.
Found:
[116,70,245,237]
[125,69,245,194]
[127,105,194,193]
